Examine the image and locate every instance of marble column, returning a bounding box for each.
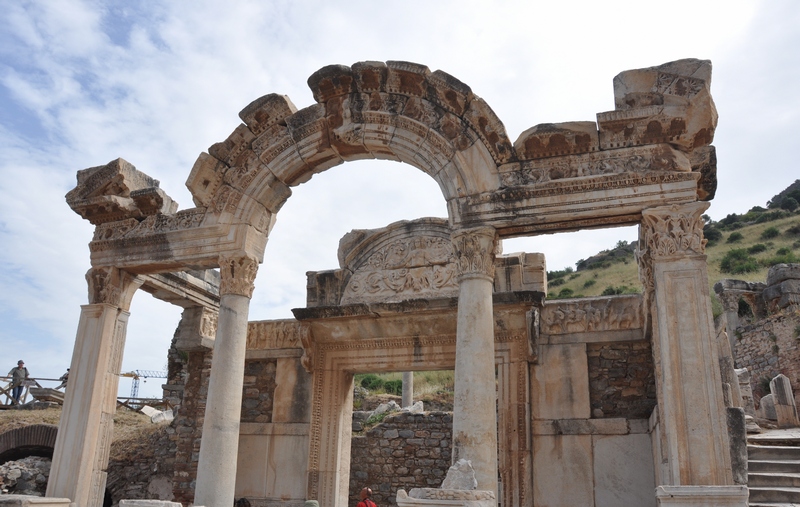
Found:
[47,267,142,507]
[450,226,499,494]
[195,254,259,507]
[402,372,414,408]
[638,203,745,505]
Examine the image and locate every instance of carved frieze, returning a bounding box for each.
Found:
[541,295,642,335]
[341,236,458,304]
[640,201,709,260]
[247,320,309,350]
[91,209,206,243]
[219,254,259,298]
[450,226,499,280]
[514,121,599,161]
[499,144,690,187]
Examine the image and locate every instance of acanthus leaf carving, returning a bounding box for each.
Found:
[86,267,142,309]
[640,201,708,260]
[218,254,259,298]
[450,226,498,280]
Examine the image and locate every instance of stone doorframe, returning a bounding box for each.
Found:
[296,296,537,507]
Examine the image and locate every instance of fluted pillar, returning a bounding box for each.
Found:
[450,226,499,494]
[195,254,259,507]
[638,202,746,505]
[47,268,142,507]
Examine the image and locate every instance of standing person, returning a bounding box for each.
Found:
[7,360,29,405]
[357,487,376,507]
[56,368,70,390]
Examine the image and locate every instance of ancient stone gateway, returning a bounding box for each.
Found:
[52,59,747,507]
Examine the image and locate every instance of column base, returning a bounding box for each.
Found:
[396,489,495,507]
[655,485,748,506]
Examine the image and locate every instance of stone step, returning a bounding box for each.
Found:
[750,472,800,488]
[749,503,800,507]
[751,460,800,474]
[750,445,800,461]
[749,487,800,503]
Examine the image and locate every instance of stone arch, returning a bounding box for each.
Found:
[187,60,514,233]
[0,424,58,463]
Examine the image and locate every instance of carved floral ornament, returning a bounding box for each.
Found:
[450,226,499,280]
[639,201,709,260]
[86,267,142,309]
[218,254,259,297]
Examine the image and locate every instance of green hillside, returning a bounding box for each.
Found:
[547,181,800,302]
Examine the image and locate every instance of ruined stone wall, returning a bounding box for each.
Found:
[587,341,657,418]
[241,359,277,423]
[107,426,175,506]
[734,308,800,403]
[171,349,212,505]
[348,412,452,507]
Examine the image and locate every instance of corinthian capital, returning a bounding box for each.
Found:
[450,226,499,280]
[219,254,259,297]
[86,267,142,310]
[640,201,709,261]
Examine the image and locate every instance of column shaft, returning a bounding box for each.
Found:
[195,255,258,507]
[402,372,414,408]
[450,227,498,494]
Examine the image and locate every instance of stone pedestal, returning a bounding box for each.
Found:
[195,255,258,507]
[770,374,800,428]
[47,268,141,507]
[450,227,499,494]
[639,203,733,486]
[0,496,71,507]
[655,485,748,506]
[396,488,495,507]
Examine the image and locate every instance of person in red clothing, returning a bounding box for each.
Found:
[357,487,376,507]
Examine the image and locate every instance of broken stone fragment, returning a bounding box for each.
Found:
[441,458,478,490]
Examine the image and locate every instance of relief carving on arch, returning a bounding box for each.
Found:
[340,236,458,304]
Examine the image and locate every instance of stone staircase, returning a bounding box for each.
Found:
[748,441,800,506]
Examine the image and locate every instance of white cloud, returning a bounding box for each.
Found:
[1,0,798,395]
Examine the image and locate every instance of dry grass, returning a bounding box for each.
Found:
[0,405,165,462]
[548,213,800,300]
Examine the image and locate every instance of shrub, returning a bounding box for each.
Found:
[761,250,800,266]
[601,285,632,296]
[583,280,596,289]
[761,227,780,240]
[727,232,744,243]
[557,288,574,298]
[359,374,384,391]
[549,278,565,287]
[747,243,768,254]
[704,225,722,244]
[384,379,402,396]
[754,210,788,223]
[786,224,800,237]
[782,197,799,211]
[720,249,759,274]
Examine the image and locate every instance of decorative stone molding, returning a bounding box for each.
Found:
[450,227,499,280]
[640,201,709,260]
[85,267,142,310]
[218,254,259,297]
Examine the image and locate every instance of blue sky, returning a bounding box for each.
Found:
[1,0,798,397]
